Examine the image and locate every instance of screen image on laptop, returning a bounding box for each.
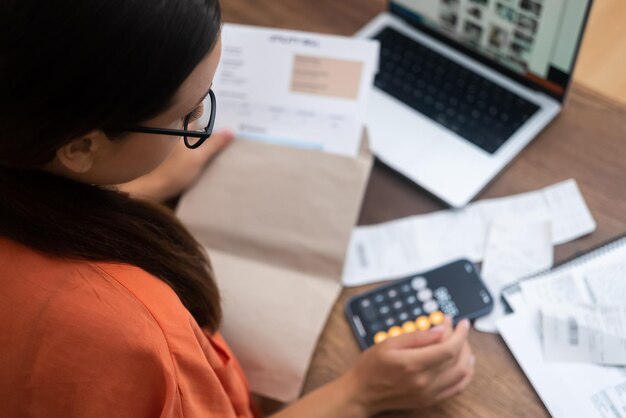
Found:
[391,0,592,98]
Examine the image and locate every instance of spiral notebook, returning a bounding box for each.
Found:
[502,233,626,312]
[497,233,626,418]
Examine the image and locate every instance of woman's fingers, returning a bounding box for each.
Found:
[383,326,445,350]
[432,357,475,403]
[427,342,474,395]
[400,319,470,372]
[195,128,234,163]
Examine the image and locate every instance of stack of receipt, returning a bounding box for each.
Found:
[342,179,595,286]
[497,237,626,418]
[521,260,626,366]
[341,179,597,333]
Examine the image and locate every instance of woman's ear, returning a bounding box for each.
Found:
[55,130,109,174]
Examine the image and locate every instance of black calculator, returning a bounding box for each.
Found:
[345,259,493,350]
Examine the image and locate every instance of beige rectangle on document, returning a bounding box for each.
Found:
[290,54,363,99]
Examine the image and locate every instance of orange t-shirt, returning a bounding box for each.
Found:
[0,237,260,418]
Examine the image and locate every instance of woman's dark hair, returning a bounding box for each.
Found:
[0,0,223,330]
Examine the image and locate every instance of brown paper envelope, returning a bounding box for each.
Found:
[207,248,341,402]
[177,135,372,280]
[176,134,372,401]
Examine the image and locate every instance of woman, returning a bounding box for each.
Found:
[0,1,474,417]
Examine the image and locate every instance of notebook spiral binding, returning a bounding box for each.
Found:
[501,232,626,298]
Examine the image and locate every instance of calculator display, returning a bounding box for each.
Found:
[345,259,493,349]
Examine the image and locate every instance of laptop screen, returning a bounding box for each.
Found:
[390,0,593,100]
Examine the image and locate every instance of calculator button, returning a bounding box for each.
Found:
[374,294,385,304]
[379,305,391,315]
[388,326,403,337]
[360,299,371,308]
[398,312,409,322]
[387,289,398,298]
[393,300,403,310]
[374,331,388,344]
[411,307,422,317]
[400,284,412,293]
[415,315,431,331]
[406,295,417,305]
[429,311,444,326]
[417,288,433,302]
[402,321,416,333]
[423,300,439,314]
[362,306,377,320]
[411,276,427,290]
[384,317,396,327]
[370,321,385,333]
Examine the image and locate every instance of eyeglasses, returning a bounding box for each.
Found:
[126,89,217,149]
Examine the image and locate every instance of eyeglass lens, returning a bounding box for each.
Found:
[184,90,216,148]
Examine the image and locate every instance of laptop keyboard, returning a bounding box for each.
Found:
[373,27,540,154]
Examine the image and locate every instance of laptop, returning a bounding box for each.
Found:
[356,0,594,207]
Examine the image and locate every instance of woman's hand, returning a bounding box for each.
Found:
[342,317,474,416]
[271,317,473,418]
[117,129,234,202]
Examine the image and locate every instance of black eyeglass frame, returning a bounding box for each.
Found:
[126,89,217,149]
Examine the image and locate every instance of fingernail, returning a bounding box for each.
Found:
[429,325,444,333]
[461,319,470,330]
[470,355,476,366]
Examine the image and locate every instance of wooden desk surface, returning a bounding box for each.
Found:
[222,1,626,416]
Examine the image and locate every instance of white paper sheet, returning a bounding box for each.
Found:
[474,218,553,333]
[541,304,626,366]
[213,24,379,157]
[584,261,626,305]
[519,259,626,365]
[520,271,593,311]
[342,179,595,286]
[341,217,425,286]
[498,312,626,418]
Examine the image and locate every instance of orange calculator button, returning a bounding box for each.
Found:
[388,326,403,337]
[402,321,416,333]
[429,311,444,326]
[415,315,431,331]
[374,331,388,344]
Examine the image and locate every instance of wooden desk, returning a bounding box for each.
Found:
[222,1,626,416]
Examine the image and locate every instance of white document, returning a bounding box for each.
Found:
[342,179,595,286]
[213,24,379,157]
[519,259,626,365]
[542,304,626,366]
[584,261,626,305]
[498,312,626,418]
[341,217,426,287]
[520,271,593,311]
[519,261,626,313]
[474,218,553,333]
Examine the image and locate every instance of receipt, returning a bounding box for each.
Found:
[213,24,379,157]
[474,218,553,333]
[520,271,593,311]
[497,312,626,418]
[542,304,626,366]
[584,261,626,305]
[341,217,425,286]
[342,179,595,287]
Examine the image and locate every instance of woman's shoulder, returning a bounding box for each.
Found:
[0,238,255,418]
[0,236,192,345]
[0,238,184,416]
